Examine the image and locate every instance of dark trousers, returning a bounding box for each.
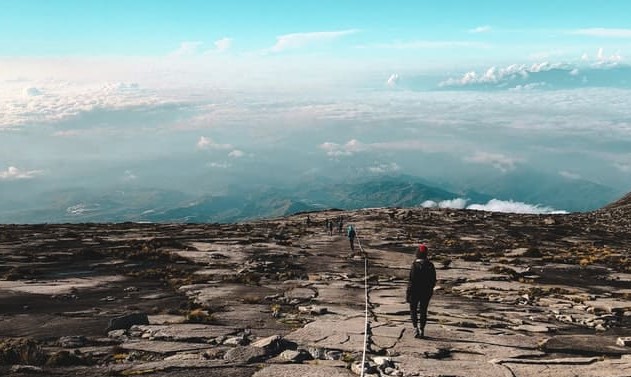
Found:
[349,237,355,251]
[409,293,432,330]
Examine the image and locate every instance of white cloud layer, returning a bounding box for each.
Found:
[422,198,566,214]
[0,81,165,129]
[0,166,43,180]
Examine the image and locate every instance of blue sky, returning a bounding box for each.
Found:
[1,1,631,215]
[2,0,631,61]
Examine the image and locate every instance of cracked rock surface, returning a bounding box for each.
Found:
[1,204,631,376]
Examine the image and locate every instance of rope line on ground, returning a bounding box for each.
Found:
[355,229,369,377]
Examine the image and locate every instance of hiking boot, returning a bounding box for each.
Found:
[413,328,422,339]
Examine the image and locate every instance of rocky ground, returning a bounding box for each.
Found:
[1,204,631,377]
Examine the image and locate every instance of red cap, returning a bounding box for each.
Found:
[418,244,428,254]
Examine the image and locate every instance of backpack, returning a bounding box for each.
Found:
[347,225,356,238]
[411,259,435,291]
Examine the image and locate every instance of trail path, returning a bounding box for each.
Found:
[1,208,631,376]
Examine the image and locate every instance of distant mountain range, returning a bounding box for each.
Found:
[0,173,624,224]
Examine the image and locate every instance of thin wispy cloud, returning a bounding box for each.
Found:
[171,41,204,56]
[571,28,631,38]
[23,87,42,97]
[0,166,43,180]
[208,162,231,169]
[228,149,245,158]
[559,170,581,180]
[196,136,233,150]
[319,139,365,157]
[271,29,358,52]
[469,25,492,33]
[465,152,522,172]
[361,40,490,49]
[367,163,401,174]
[122,170,138,181]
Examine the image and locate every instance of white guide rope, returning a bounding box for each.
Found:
[354,229,369,377]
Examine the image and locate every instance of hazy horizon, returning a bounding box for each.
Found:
[2,1,631,221]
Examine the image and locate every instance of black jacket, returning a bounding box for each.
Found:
[406,258,436,302]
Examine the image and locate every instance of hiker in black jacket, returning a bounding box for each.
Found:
[406,244,436,338]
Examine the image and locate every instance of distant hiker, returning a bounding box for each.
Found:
[306,215,311,227]
[327,219,334,236]
[347,224,356,252]
[338,216,344,234]
[406,244,436,339]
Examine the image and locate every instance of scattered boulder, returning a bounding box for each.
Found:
[0,338,46,366]
[106,312,149,332]
[223,346,268,363]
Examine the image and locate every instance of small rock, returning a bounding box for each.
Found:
[164,353,201,361]
[223,333,249,346]
[307,346,325,360]
[279,349,311,363]
[372,356,393,368]
[617,337,631,347]
[351,361,367,375]
[10,365,43,374]
[298,305,328,315]
[106,312,149,332]
[58,335,87,348]
[107,329,128,339]
[251,335,282,349]
[203,348,225,359]
[423,348,451,359]
[223,346,268,363]
[325,350,342,360]
[511,324,550,333]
